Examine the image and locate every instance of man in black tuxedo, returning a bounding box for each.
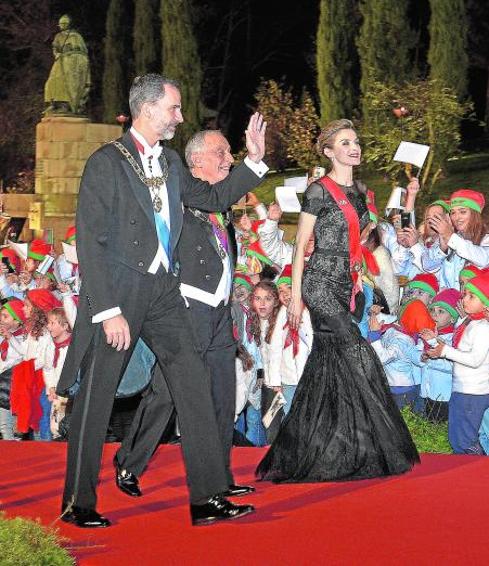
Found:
[56,74,267,528]
[114,130,251,499]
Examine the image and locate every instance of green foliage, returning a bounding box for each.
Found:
[254,79,295,171]
[133,0,159,76]
[357,0,414,118]
[400,407,452,454]
[0,513,74,566]
[161,0,202,153]
[428,0,468,100]
[316,0,357,125]
[360,79,473,194]
[286,90,321,170]
[102,0,128,123]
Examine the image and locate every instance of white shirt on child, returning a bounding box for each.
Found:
[266,306,313,387]
[441,319,489,395]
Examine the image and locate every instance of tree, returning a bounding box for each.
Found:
[286,90,321,170]
[361,79,472,195]
[253,80,295,171]
[133,0,158,76]
[357,0,413,117]
[316,0,357,125]
[160,0,202,151]
[0,0,53,185]
[102,0,128,123]
[428,0,468,100]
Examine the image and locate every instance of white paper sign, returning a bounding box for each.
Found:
[393,141,430,169]
[62,241,78,265]
[284,175,308,194]
[275,187,301,213]
[8,240,28,261]
[385,186,406,214]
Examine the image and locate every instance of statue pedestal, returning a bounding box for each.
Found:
[30,116,121,246]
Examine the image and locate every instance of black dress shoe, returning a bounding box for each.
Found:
[61,506,111,528]
[114,456,142,497]
[222,484,256,497]
[190,495,255,526]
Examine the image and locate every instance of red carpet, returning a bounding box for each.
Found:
[2,441,489,565]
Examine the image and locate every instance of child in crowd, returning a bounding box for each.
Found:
[402,273,439,306]
[232,274,267,447]
[0,240,51,300]
[248,280,282,443]
[10,289,60,440]
[369,299,435,409]
[419,289,461,422]
[427,274,489,454]
[44,308,72,439]
[423,189,489,289]
[0,299,26,440]
[267,265,313,418]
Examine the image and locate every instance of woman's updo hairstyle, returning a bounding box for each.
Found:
[316,118,356,159]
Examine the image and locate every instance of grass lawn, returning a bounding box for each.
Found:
[253,151,489,237]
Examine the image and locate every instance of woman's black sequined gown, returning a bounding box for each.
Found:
[256,181,419,482]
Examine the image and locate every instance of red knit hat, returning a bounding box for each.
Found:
[459,263,489,281]
[406,273,439,297]
[2,299,26,324]
[65,225,76,244]
[466,273,489,307]
[233,273,253,291]
[26,289,62,312]
[0,248,21,273]
[430,288,462,321]
[450,189,485,214]
[399,299,436,335]
[276,264,292,287]
[28,239,51,261]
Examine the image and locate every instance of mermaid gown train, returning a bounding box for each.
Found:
[256,181,419,482]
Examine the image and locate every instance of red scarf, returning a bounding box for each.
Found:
[319,177,362,312]
[53,336,72,368]
[283,321,299,357]
[437,324,455,336]
[453,313,485,349]
[0,328,25,361]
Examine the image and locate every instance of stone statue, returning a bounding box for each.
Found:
[44,15,91,116]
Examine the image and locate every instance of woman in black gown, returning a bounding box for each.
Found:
[256,119,419,482]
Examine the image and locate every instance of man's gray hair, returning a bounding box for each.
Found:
[129,74,180,119]
[184,129,222,168]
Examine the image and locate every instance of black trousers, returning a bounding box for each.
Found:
[62,272,228,509]
[117,298,237,485]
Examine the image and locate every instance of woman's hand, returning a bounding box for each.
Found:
[287,297,304,330]
[398,226,419,248]
[426,213,454,241]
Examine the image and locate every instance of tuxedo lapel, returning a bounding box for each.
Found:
[119,132,155,226]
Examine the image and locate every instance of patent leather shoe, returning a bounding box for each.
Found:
[190,495,255,526]
[114,456,142,497]
[222,484,256,497]
[61,506,111,528]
